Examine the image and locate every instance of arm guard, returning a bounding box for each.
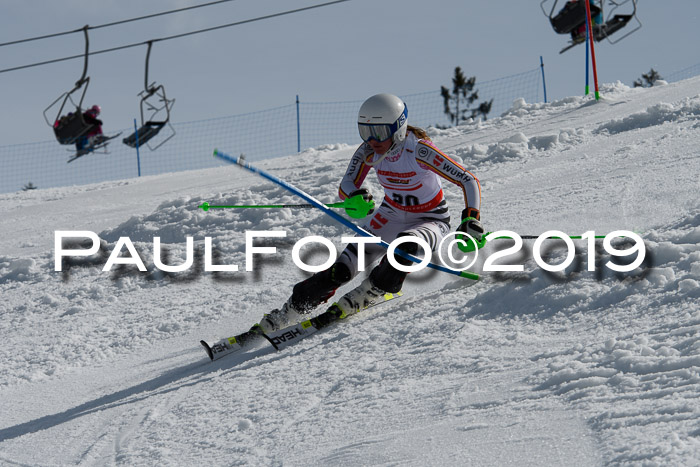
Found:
[414,140,481,213]
[339,143,373,200]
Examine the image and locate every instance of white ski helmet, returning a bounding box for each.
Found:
[357,93,408,145]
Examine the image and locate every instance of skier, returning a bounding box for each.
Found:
[561,0,603,43]
[255,93,484,333]
[76,105,104,151]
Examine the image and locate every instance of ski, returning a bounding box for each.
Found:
[559,37,586,54]
[200,291,402,361]
[264,291,402,351]
[68,133,122,163]
[200,328,261,361]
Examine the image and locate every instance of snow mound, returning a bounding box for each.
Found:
[597,96,700,134]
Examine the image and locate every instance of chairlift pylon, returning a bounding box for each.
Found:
[540,0,641,53]
[43,26,98,145]
[123,41,176,151]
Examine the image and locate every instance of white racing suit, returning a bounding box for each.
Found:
[289,130,481,311]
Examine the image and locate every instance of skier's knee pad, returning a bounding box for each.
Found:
[328,262,352,284]
[369,256,407,294]
[291,262,351,311]
[369,233,424,293]
[393,232,420,266]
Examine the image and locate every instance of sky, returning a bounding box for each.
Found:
[0,0,698,146]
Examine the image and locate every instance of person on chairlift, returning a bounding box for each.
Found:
[76,105,103,151]
[564,0,603,42]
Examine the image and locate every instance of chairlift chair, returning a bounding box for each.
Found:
[49,89,94,145]
[122,83,175,149]
[547,0,601,34]
[540,0,641,51]
[43,26,98,145]
[123,41,176,151]
[592,0,641,44]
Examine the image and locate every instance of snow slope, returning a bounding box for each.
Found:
[1,77,699,466]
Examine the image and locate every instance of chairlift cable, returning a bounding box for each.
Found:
[0,0,352,75]
[148,0,351,43]
[0,0,242,48]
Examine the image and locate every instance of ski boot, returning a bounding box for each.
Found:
[254,299,303,334]
[332,277,387,319]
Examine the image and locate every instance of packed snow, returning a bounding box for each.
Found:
[1,77,699,466]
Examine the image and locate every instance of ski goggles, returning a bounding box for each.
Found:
[358,105,408,143]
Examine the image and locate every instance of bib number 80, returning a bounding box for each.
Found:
[392,194,419,206]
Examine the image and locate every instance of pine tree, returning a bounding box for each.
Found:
[633,68,663,88]
[441,67,493,125]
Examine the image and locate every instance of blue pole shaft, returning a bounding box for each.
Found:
[540,56,547,103]
[213,149,479,280]
[133,118,141,177]
[296,95,301,153]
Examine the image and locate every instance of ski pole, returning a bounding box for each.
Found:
[198,193,375,219]
[213,149,480,281]
[457,232,607,253]
[518,234,605,240]
[200,201,320,210]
